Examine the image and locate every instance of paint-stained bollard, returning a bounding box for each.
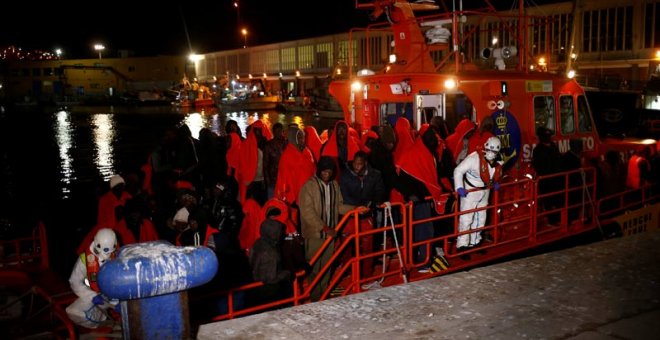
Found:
[98,241,218,339]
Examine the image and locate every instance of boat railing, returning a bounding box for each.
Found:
[0,222,49,270]
[197,165,658,323]
[347,1,556,76]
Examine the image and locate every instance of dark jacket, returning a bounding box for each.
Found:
[249,219,291,284]
[339,165,386,208]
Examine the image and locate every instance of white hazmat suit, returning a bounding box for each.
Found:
[453,137,502,249]
[65,228,118,329]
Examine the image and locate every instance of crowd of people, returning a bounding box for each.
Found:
[67,114,660,329]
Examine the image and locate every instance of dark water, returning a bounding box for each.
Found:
[0,104,339,277]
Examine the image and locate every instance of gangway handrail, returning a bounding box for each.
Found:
[200,166,659,324]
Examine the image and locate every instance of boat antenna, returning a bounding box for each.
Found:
[178,5,193,53]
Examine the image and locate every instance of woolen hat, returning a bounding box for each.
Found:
[109,175,125,189]
[174,207,190,223]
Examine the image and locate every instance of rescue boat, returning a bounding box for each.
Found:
[198,0,660,325]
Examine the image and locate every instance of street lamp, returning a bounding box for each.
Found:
[241,28,248,48]
[94,44,105,60]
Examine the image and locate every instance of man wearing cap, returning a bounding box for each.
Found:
[96,174,132,229]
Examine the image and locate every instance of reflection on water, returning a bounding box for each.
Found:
[54,110,74,197]
[49,106,338,200]
[92,114,117,180]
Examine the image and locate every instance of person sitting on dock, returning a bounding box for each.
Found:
[66,228,120,329]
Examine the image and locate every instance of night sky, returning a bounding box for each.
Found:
[0,1,367,58]
[1,1,562,59]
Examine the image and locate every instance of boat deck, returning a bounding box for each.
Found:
[198,230,660,339]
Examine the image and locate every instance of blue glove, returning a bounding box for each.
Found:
[457,187,467,198]
[92,294,105,306]
[493,182,500,191]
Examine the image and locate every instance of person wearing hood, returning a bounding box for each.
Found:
[249,218,292,304]
[275,126,316,207]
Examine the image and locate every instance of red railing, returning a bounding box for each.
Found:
[194,166,659,324]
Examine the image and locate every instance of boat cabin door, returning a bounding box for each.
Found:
[414,93,446,130]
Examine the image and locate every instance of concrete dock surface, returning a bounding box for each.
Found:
[198,230,660,339]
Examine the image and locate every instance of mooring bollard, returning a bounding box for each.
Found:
[97,241,218,339]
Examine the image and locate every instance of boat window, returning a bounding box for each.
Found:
[576,95,593,133]
[445,93,474,134]
[381,102,414,127]
[533,96,556,132]
[559,95,575,134]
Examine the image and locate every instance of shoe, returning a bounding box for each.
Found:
[330,286,345,297]
[418,266,431,273]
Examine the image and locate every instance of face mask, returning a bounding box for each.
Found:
[485,150,498,161]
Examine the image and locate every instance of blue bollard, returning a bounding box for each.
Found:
[98,241,218,339]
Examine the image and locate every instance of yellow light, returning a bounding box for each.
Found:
[444,78,456,90]
[567,69,576,79]
[538,57,546,66]
[389,54,396,63]
[336,68,342,75]
[263,73,267,78]
[295,70,301,77]
[656,50,660,59]
[351,81,362,92]
[248,74,253,79]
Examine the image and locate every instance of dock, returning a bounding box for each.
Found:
[198,230,660,339]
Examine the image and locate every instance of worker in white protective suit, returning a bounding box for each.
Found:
[66,228,120,329]
[453,136,503,253]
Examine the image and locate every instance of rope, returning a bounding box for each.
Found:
[384,202,408,283]
[581,169,605,239]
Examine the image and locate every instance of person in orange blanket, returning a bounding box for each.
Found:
[238,187,263,255]
[304,126,323,162]
[275,126,316,208]
[237,120,272,205]
[395,128,448,271]
[321,120,360,177]
[467,116,495,155]
[79,198,158,254]
[446,118,477,166]
[96,174,132,228]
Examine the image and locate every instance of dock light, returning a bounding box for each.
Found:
[351,81,362,92]
[336,68,342,76]
[389,53,397,64]
[263,73,267,78]
[93,44,105,60]
[567,69,576,79]
[279,72,283,77]
[248,74,253,79]
[491,37,498,46]
[655,50,660,59]
[188,53,204,62]
[444,78,456,90]
[295,70,301,77]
